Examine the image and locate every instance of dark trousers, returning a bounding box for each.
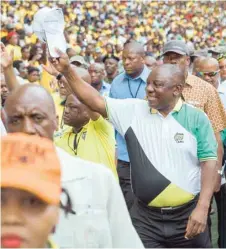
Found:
[117,160,134,210]
[130,198,212,248]
[214,183,226,248]
[208,147,226,248]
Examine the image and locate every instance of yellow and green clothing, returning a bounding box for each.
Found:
[6,44,22,61]
[51,92,66,130]
[105,97,217,207]
[55,116,117,178]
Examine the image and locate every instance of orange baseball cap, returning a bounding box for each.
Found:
[1,133,61,205]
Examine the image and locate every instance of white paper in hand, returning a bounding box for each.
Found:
[32,7,52,43]
[43,8,67,58]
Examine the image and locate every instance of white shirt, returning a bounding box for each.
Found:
[1,119,7,136]
[52,147,143,248]
[218,83,226,110]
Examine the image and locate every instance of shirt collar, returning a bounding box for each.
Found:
[124,65,150,83]
[218,83,226,94]
[47,239,58,248]
[101,81,107,90]
[185,73,195,87]
[151,98,183,114]
[71,122,89,134]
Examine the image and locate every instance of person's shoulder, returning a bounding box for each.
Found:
[183,102,209,121]
[55,146,113,182]
[111,71,126,85]
[187,74,216,93]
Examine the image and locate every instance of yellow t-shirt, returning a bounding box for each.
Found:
[55,116,117,178]
[6,44,22,61]
[51,92,65,130]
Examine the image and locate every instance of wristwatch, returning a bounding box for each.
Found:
[56,73,63,80]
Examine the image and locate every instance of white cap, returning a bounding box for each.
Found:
[32,7,67,57]
[32,7,52,42]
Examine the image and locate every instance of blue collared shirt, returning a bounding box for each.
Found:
[109,65,151,162]
[100,81,111,97]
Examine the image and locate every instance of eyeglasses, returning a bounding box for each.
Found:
[196,70,220,78]
[217,53,226,61]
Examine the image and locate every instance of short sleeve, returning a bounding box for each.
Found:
[91,115,114,136]
[196,111,218,161]
[205,87,226,133]
[104,97,136,136]
[220,129,226,146]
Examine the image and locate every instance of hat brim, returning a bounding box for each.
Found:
[1,167,60,205]
[162,49,187,56]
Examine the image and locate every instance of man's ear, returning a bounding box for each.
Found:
[173,84,184,97]
[140,54,145,64]
[54,115,59,131]
[186,56,191,67]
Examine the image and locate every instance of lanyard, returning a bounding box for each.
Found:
[127,79,143,98]
[68,131,83,156]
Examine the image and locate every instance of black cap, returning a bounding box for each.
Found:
[162,40,189,56]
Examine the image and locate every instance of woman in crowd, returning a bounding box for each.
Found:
[1,133,74,248]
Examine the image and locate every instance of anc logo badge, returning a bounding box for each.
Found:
[174,133,184,143]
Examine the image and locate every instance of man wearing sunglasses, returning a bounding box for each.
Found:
[193,57,226,110]
[193,56,226,248]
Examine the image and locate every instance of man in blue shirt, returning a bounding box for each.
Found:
[89,63,111,97]
[110,41,151,209]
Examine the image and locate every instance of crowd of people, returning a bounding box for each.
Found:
[1,1,226,248]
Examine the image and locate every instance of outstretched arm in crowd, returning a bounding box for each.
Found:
[0,43,20,91]
[51,49,107,118]
[42,62,100,121]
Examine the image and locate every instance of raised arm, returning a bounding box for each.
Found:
[51,49,107,118]
[42,62,101,121]
[0,43,20,91]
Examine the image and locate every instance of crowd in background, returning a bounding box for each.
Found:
[1,0,226,58]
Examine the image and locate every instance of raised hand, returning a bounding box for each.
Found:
[0,42,14,69]
[50,48,70,74]
[42,62,59,77]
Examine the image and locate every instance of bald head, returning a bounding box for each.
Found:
[4,84,57,140]
[89,63,105,72]
[193,56,220,88]
[146,64,185,114]
[124,41,145,56]
[149,64,186,85]
[145,56,157,70]
[193,57,219,71]
[71,65,91,84]
[5,84,56,115]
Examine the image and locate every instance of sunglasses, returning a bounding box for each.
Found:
[196,70,220,78]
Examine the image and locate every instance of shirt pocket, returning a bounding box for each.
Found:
[74,205,112,248]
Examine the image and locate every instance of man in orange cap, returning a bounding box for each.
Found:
[1,133,61,248]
